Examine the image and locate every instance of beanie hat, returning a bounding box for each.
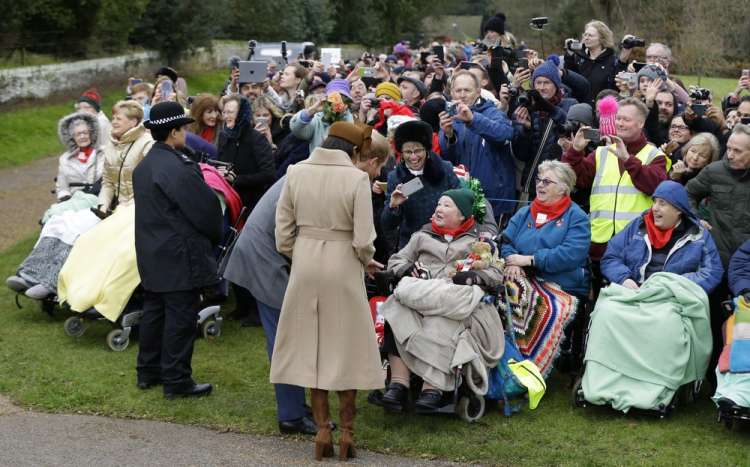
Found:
[394,120,433,152]
[78,88,101,113]
[419,98,446,132]
[597,96,618,136]
[375,81,401,101]
[652,180,697,221]
[636,64,664,84]
[393,42,409,56]
[567,103,594,126]
[483,13,506,35]
[442,188,476,220]
[325,78,352,100]
[397,76,428,98]
[532,59,562,91]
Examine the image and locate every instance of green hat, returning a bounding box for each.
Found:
[442,188,475,220]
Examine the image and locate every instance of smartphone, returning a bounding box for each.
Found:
[432,45,445,64]
[358,67,376,78]
[742,69,750,78]
[691,103,708,117]
[619,72,637,88]
[160,79,173,97]
[399,177,424,197]
[582,128,601,143]
[254,116,270,127]
[633,61,647,72]
[518,58,529,70]
[419,51,430,63]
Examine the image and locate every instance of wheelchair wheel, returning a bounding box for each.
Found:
[64,316,86,337]
[106,329,129,352]
[456,394,485,423]
[201,319,221,339]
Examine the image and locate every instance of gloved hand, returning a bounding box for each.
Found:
[527,89,555,113]
[90,207,110,220]
[453,270,483,286]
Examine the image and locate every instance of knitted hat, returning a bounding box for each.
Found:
[375,81,401,101]
[532,59,562,91]
[483,13,506,35]
[442,188,476,220]
[597,96,618,137]
[567,103,594,126]
[328,121,365,147]
[325,79,352,100]
[394,120,433,152]
[397,76,428,99]
[636,64,666,84]
[78,88,101,113]
[419,98,446,132]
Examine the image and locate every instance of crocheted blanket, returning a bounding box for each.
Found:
[500,276,578,378]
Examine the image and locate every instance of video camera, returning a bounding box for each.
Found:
[621,36,646,50]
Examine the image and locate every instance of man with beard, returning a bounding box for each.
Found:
[643,78,677,147]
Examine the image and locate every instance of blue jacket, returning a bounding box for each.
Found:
[382,154,460,248]
[729,240,750,296]
[501,201,591,296]
[439,98,515,215]
[602,180,724,294]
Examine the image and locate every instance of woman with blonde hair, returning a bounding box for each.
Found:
[564,19,626,103]
[670,132,720,185]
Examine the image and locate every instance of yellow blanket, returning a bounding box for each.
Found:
[57,204,140,322]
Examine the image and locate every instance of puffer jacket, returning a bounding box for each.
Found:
[601,210,724,294]
[387,223,503,287]
[439,98,516,215]
[686,159,750,267]
[56,112,104,200]
[98,124,154,210]
[729,239,750,296]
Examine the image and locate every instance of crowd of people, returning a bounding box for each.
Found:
[5,12,750,462]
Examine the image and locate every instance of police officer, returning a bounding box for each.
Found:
[133,101,223,399]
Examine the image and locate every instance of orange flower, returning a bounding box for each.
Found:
[327,92,347,113]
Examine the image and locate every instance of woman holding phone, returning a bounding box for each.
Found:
[252,95,288,149]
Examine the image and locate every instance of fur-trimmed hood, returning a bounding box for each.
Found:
[58,111,100,152]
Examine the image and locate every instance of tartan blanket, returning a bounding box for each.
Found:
[500,276,578,378]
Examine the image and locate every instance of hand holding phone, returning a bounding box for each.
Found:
[691,103,708,117]
[582,128,600,143]
[399,177,424,197]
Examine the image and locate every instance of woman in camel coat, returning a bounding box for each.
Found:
[271,122,387,461]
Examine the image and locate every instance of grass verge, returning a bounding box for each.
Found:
[0,236,748,464]
[0,68,227,170]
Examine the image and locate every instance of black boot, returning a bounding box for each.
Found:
[381,383,408,412]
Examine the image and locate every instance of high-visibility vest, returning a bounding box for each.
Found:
[589,143,669,243]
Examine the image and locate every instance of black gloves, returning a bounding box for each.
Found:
[90,207,111,220]
[453,270,484,286]
[527,89,556,113]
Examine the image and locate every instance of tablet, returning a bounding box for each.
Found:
[239,61,268,83]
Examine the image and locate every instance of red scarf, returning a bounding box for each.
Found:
[530,195,571,228]
[643,209,675,249]
[77,146,94,163]
[200,126,216,143]
[431,217,475,238]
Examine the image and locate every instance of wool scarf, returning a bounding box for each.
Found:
[431,217,475,239]
[530,195,571,228]
[643,209,675,249]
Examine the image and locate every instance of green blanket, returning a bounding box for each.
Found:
[582,272,712,412]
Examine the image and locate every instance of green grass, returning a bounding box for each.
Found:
[0,68,227,170]
[1,237,749,465]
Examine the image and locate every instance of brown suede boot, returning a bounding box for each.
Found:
[311,388,334,461]
[337,390,357,460]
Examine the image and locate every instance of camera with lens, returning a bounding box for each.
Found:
[473,41,489,53]
[509,87,530,108]
[565,39,583,52]
[689,86,711,102]
[556,120,581,137]
[621,36,646,49]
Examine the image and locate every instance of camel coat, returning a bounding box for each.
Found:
[270,148,385,391]
[97,124,154,210]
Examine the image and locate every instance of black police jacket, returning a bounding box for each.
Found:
[133,141,223,292]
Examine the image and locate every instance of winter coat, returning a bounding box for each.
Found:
[217,123,275,211]
[97,124,154,210]
[439,98,516,215]
[96,111,112,145]
[563,48,625,104]
[686,159,750,267]
[56,112,104,200]
[513,97,577,195]
[501,201,591,296]
[132,142,223,293]
[601,210,723,294]
[387,223,503,287]
[381,154,461,248]
[289,109,354,153]
[223,177,289,309]
[729,239,750,296]
[270,148,384,391]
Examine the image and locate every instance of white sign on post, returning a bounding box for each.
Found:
[320,47,342,67]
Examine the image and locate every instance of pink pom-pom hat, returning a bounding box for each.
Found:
[597,96,618,137]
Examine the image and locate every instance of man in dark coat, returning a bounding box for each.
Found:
[133,101,223,399]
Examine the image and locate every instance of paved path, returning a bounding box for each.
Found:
[0,156,59,251]
[0,396,461,466]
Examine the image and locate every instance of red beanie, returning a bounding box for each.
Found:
[78,88,101,112]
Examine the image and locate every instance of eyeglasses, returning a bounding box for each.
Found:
[73,131,90,137]
[669,124,689,131]
[646,55,669,63]
[535,177,557,187]
[402,148,426,157]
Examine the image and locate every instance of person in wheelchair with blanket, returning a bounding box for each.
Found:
[377,187,505,414]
